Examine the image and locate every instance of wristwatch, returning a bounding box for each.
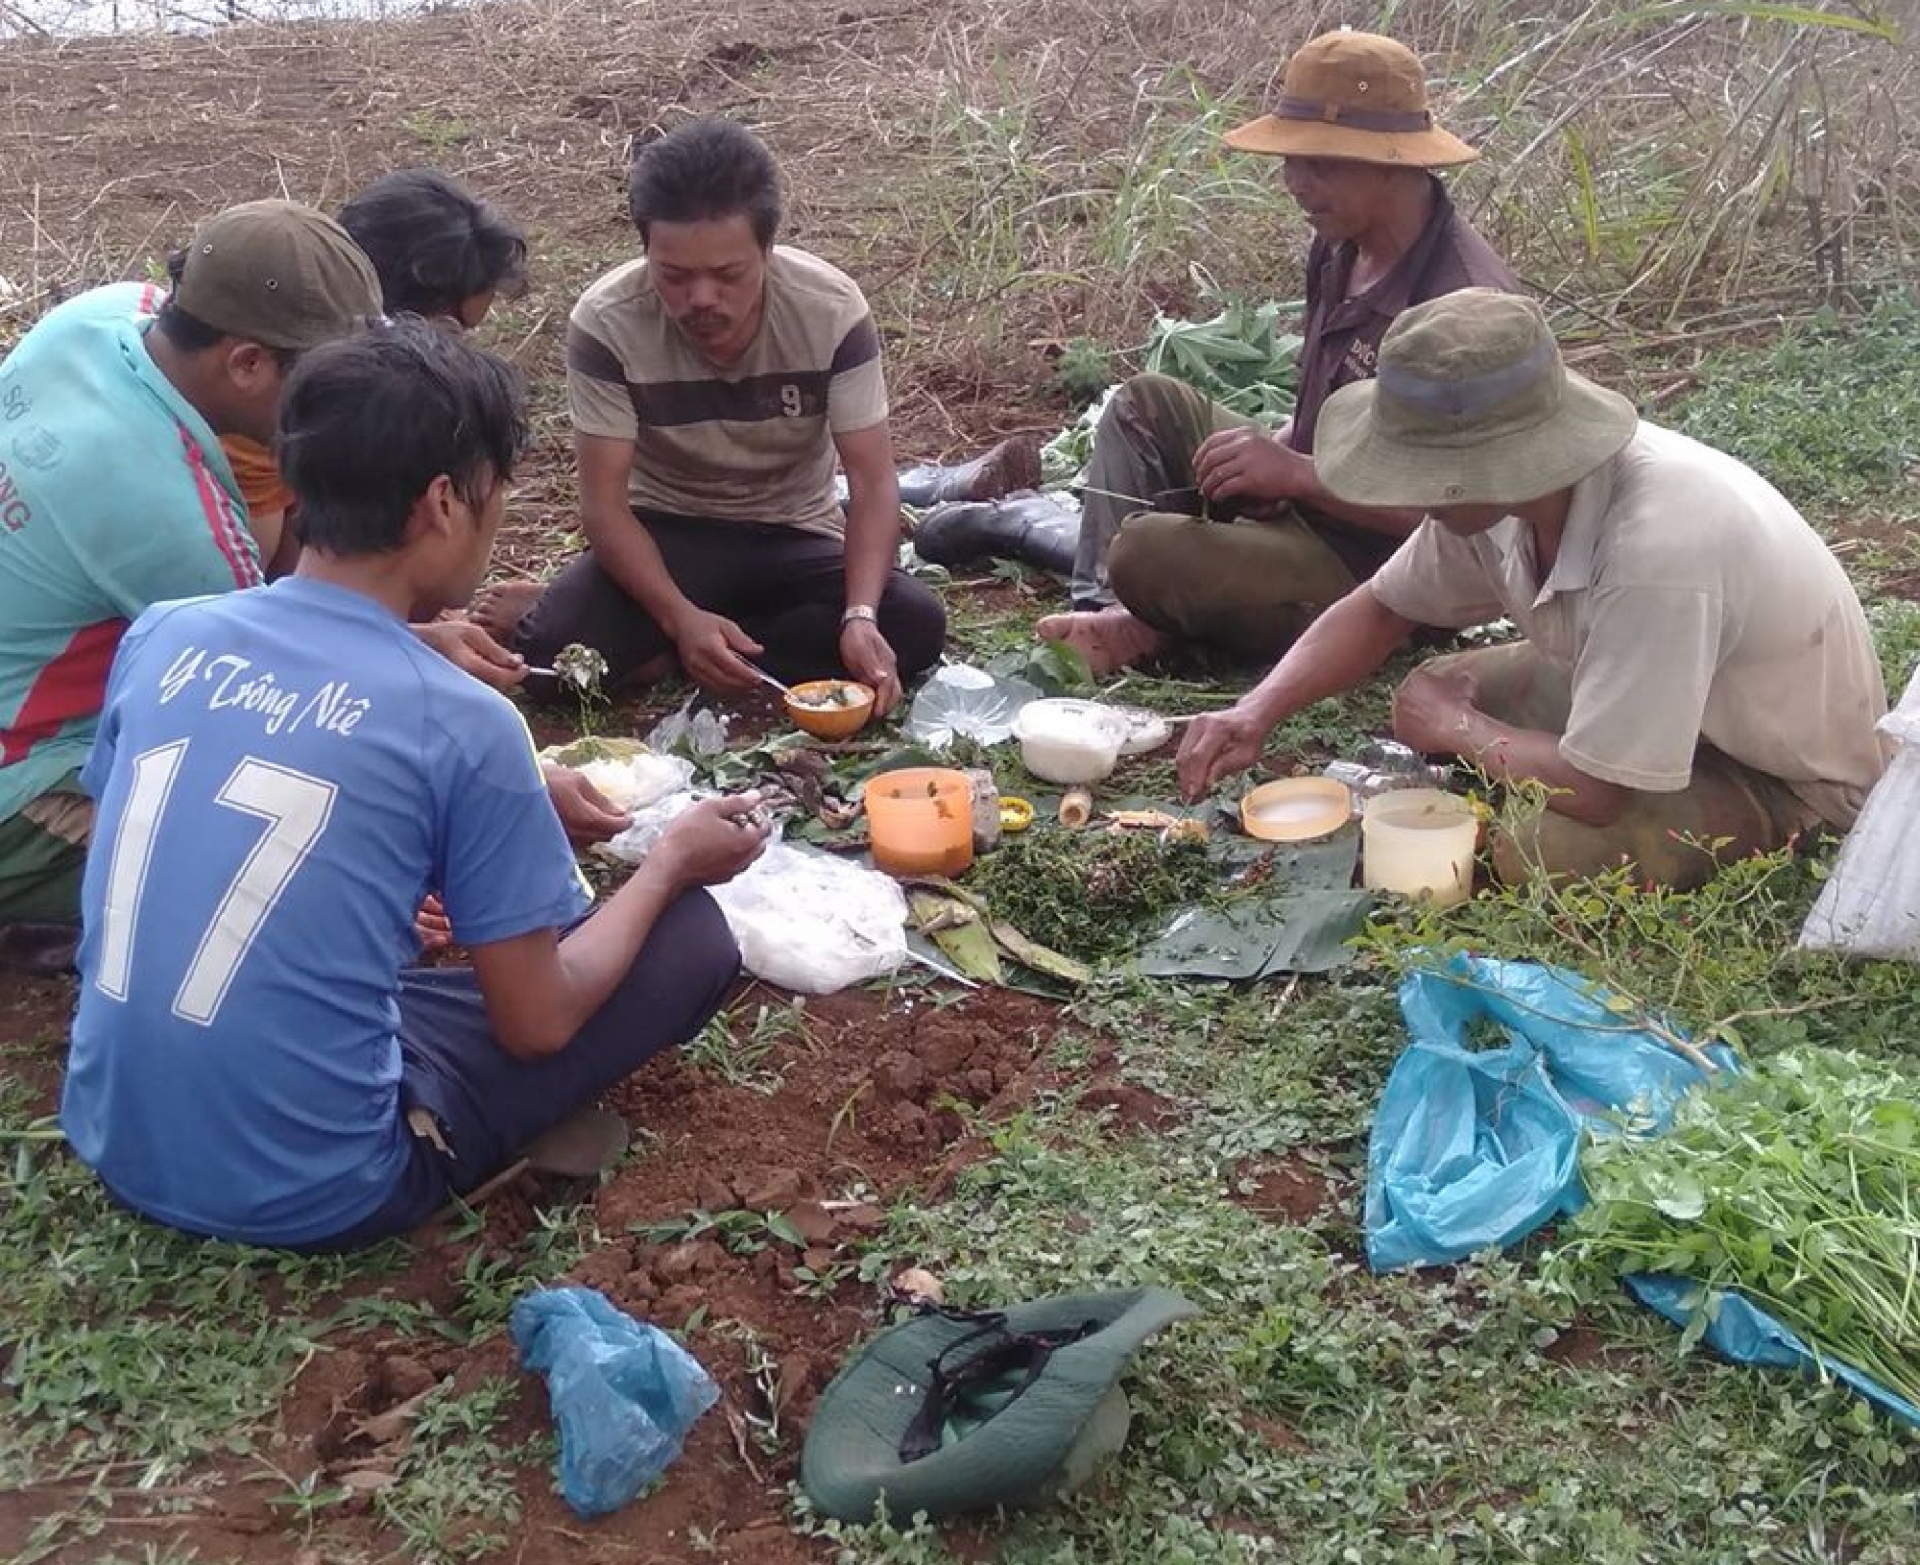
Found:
[841,605,878,626]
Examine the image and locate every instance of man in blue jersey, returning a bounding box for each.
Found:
[60,320,768,1250]
[0,203,615,969]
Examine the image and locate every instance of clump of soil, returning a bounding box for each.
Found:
[1231,1152,1350,1226]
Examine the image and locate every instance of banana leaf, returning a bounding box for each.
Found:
[909,890,1005,984]
[907,879,1091,987]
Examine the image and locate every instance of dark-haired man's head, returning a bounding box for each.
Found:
[278,317,528,610]
[152,200,383,444]
[338,169,529,329]
[627,117,783,363]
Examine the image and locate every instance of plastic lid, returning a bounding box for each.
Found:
[1239,777,1354,842]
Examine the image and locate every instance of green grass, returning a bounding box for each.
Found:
[816,954,1920,1563]
[0,1110,363,1487]
[685,996,811,1093]
[5,10,1920,1557]
[0,1074,593,1558]
[1669,289,1920,518]
[375,1377,537,1565]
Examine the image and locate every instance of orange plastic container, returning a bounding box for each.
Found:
[863,767,975,878]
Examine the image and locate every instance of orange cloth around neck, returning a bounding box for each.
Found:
[221,434,294,521]
[220,434,293,564]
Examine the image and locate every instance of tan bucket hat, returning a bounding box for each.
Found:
[1224,29,1478,168]
[1315,289,1640,508]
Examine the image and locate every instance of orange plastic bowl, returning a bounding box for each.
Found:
[863,767,974,877]
[784,679,876,740]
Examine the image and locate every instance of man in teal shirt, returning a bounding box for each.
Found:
[0,201,382,947]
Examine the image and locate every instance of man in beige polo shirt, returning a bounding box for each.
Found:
[475,117,944,713]
[1176,289,1887,888]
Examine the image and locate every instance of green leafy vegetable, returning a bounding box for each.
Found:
[1141,297,1303,424]
[1038,297,1303,487]
[1556,1047,1920,1407]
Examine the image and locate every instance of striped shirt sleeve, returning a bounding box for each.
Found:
[565,315,639,441]
[826,309,888,434]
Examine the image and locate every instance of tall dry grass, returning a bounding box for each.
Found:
[869,0,1914,375]
[0,0,1911,422]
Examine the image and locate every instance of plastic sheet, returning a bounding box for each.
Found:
[510,1286,719,1519]
[1627,1275,1920,1429]
[905,663,1040,748]
[1363,954,1733,1272]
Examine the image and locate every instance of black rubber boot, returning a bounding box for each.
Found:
[912,494,1082,576]
[895,436,1043,509]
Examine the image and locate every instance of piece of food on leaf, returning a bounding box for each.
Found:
[1105,808,1182,830]
[552,642,610,697]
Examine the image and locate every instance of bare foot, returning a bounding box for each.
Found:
[470,580,546,644]
[1036,605,1170,677]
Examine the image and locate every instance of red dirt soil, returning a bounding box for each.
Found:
[0,977,1110,1562]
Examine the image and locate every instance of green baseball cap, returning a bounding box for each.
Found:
[1315,288,1639,508]
[800,1286,1198,1523]
[172,199,383,350]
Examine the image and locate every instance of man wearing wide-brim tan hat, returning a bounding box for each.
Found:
[1177,289,1889,889]
[934,27,1516,675]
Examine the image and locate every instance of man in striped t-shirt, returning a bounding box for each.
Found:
[0,202,382,943]
[475,118,946,712]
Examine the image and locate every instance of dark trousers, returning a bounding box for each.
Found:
[515,512,948,688]
[306,890,739,1250]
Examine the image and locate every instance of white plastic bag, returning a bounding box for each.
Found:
[600,799,908,994]
[904,663,1039,748]
[1799,667,1920,959]
[709,843,907,995]
[570,753,695,814]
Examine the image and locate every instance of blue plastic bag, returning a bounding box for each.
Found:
[1627,1275,1920,1428]
[1361,958,1919,1429]
[1364,954,1732,1272]
[510,1285,720,1518]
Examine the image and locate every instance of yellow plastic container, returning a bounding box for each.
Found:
[1360,789,1479,907]
[864,767,975,877]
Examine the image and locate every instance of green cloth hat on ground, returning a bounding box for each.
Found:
[1315,288,1639,509]
[800,1286,1198,1523]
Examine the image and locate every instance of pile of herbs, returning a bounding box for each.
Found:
[1554,1047,1920,1408]
[1140,296,1303,423]
[1040,297,1303,484]
[966,828,1219,964]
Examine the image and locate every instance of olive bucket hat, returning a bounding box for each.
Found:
[172,199,383,351]
[1224,29,1478,168]
[1315,288,1640,509]
[800,1286,1198,1523]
